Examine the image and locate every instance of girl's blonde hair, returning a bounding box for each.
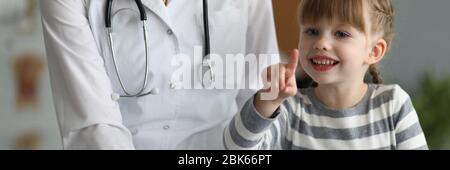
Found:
[298,0,395,84]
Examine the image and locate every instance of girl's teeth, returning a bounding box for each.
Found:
[312,59,338,65]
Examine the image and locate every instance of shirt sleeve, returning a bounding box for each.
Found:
[65,124,135,150]
[40,0,134,150]
[393,85,428,150]
[224,96,289,150]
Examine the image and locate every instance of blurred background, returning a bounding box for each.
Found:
[0,0,60,149]
[0,0,449,150]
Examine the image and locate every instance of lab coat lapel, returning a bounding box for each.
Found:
[141,0,172,27]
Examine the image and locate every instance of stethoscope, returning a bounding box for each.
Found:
[106,0,213,101]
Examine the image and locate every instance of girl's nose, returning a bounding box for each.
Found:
[313,36,331,51]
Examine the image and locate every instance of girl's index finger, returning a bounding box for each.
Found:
[286,49,299,73]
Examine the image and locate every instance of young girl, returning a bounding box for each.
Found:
[224,0,428,150]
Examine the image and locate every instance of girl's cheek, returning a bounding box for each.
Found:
[300,55,310,69]
[299,43,311,53]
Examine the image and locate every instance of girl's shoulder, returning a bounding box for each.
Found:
[369,84,411,102]
[294,84,412,109]
[369,84,414,121]
[292,85,412,110]
[296,84,411,101]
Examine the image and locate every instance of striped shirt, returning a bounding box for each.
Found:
[224,84,428,150]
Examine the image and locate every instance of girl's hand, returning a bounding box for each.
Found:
[255,49,299,118]
[279,49,299,99]
[261,49,299,100]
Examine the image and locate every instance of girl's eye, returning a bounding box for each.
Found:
[304,28,319,36]
[335,31,351,38]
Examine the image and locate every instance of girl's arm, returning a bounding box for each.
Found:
[223,50,299,150]
[223,96,291,150]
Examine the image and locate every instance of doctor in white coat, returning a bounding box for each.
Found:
[40,0,279,149]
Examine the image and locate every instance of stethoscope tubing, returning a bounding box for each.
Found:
[106,0,212,98]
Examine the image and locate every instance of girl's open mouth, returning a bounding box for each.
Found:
[310,56,340,72]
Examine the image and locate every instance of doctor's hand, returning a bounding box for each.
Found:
[254,49,299,118]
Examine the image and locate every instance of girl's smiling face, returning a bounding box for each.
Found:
[299,19,374,85]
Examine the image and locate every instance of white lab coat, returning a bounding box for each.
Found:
[40,0,279,149]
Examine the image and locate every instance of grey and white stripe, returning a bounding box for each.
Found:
[224,84,428,150]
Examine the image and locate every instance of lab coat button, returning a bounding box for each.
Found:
[163,125,170,130]
[167,29,173,35]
